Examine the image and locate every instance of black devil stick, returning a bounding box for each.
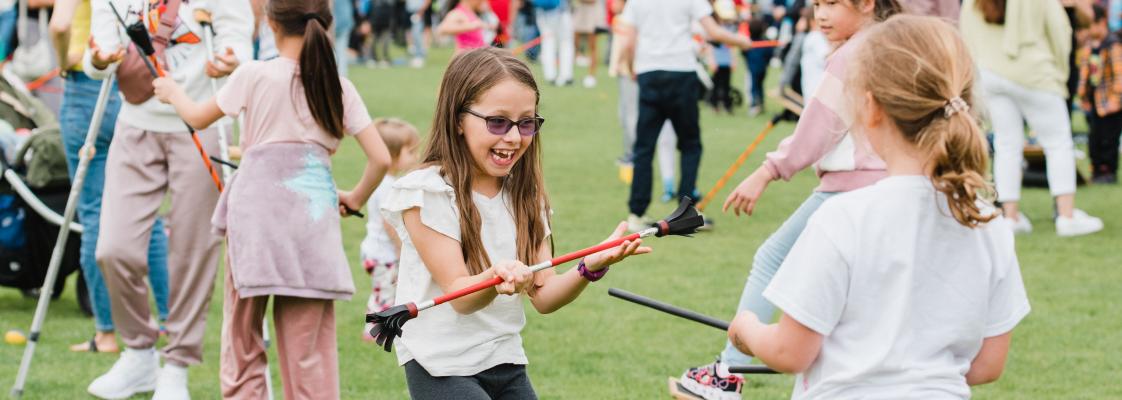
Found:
[366,198,706,352]
[608,288,779,374]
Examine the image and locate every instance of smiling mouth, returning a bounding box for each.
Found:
[490,148,517,165]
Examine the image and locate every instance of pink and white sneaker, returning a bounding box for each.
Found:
[679,357,744,400]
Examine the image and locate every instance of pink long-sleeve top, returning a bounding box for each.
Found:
[762,34,887,193]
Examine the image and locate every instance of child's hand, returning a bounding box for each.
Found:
[728,311,762,356]
[723,168,772,217]
[205,47,240,78]
[337,190,364,217]
[228,146,242,160]
[152,77,184,104]
[582,221,652,272]
[90,42,124,70]
[492,260,533,295]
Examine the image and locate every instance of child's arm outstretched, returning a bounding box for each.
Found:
[153,77,224,130]
[526,222,650,314]
[727,311,824,373]
[436,9,485,37]
[405,209,534,314]
[338,125,392,215]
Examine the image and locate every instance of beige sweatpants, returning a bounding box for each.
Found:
[219,265,340,400]
[95,121,222,367]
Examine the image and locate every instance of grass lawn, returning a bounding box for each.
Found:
[2,46,1120,399]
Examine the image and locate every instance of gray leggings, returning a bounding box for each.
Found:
[404,361,538,400]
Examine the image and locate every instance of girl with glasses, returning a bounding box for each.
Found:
[383,47,649,399]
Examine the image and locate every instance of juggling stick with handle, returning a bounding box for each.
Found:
[366,198,707,352]
[109,2,225,193]
[194,9,236,181]
[696,113,783,212]
[608,288,779,374]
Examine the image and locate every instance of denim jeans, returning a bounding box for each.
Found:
[720,191,836,366]
[59,72,170,332]
[0,7,15,60]
[743,47,774,108]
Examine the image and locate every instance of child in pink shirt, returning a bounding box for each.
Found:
[153,0,391,397]
[437,0,494,54]
[677,0,902,398]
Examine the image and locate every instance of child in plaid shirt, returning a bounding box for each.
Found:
[1077,4,1122,184]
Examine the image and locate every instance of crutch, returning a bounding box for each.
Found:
[11,75,116,399]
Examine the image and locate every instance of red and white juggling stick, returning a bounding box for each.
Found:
[367,198,706,352]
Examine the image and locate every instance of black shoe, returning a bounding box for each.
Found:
[1092,173,1117,184]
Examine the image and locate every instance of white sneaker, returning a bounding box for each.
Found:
[152,364,190,400]
[87,347,158,399]
[582,75,597,88]
[1010,212,1032,235]
[410,57,425,68]
[627,214,651,233]
[1056,209,1104,237]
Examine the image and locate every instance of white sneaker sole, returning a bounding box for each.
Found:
[88,379,156,400]
[1057,223,1103,237]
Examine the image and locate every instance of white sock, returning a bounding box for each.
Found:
[125,347,156,356]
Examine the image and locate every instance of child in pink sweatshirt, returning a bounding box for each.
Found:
[676,0,901,398]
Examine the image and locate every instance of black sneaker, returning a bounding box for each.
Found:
[1092,173,1117,184]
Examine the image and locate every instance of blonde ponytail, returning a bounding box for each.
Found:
[852,15,996,228]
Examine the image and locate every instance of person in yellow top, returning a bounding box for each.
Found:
[47,0,171,355]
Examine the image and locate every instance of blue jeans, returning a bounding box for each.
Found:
[408,12,426,59]
[720,191,836,366]
[336,30,352,77]
[743,47,774,108]
[59,72,170,332]
[0,7,15,60]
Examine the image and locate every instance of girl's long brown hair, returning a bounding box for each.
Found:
[267,0,345,139]
[852,15,996,228]
[424,48,550,275]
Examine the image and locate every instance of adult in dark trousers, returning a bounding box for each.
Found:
[615,0,752,232]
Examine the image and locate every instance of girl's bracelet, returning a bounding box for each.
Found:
[577,259,609,282]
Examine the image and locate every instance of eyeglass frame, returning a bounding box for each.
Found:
[462,108,545,137]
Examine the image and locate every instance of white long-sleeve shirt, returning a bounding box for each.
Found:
[82,0,253,133]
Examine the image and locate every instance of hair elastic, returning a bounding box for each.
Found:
[303,13,326,26]
[944,97,969,118]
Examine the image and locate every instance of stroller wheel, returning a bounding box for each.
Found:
[21,288,38,299]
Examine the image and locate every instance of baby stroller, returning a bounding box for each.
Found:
[0,68,87,315]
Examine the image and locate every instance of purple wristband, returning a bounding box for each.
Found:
[577,260,609,282]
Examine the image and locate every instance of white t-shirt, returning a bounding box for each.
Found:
[382,166,549,377]
[618,0,713,74]
[799,31,830,98]
[361,175,398,262]
[764,176,1030,399]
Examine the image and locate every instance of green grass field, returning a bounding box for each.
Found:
[2,47,1121,399]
